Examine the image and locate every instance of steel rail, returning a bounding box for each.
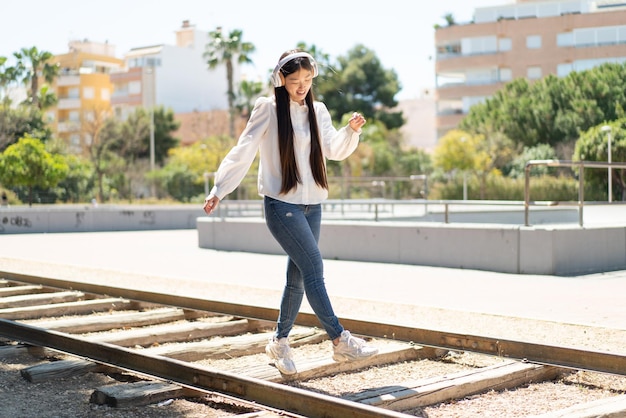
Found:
[0,319,410,418]
[2,270,625,376]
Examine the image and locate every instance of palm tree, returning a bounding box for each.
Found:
[235,79,263,118]
[0,56,20,106]
[13,47,59,109]
[204,27,255,139]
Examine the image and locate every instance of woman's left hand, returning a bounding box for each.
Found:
[349,112,366,131]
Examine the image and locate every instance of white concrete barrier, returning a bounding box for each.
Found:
[3,204,624,275]
[0,205,201,234]
[197,217,626,275]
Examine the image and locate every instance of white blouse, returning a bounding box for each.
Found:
[209,96,360,205]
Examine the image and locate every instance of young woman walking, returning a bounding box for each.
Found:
[203,49,377,375]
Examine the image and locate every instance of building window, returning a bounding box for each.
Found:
[83,87,95,99]
[101,88,110,101]
[557,32,573,47]
[70,134,80,147]
[569,25,626,48]
[620,26,626,43]
[436,42,462,59]
[129,81,141,95]
[463,96,487,113]
[527,66,542,79]
[597,27,617,45]
[526,35,542,49]
[68,87,80,99]
[128,56,161,68]
[575,29,595,47]
[557,63,573,77]
[462,36,498,56]
[466,68,499,85]
[500,68,512,82]
[499,38,512,52]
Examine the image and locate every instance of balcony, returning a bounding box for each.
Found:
[57,120,81,133]
[57,98,81,110]
[57,75,80,87]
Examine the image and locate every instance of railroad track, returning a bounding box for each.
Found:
[0,270,625,418]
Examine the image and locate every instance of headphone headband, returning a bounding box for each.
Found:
[270,52,318,88]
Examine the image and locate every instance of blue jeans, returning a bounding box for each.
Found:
[264,196,343,341]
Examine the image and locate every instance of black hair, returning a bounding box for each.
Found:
[274,50,327,194]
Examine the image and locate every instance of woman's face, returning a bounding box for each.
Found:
[284,68,313,105]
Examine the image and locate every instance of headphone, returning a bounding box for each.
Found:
[270,51,319,88]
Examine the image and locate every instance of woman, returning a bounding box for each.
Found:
[203,49,377,375]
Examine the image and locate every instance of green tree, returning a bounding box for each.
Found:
[156,162,203,202]
[12,47,59,109]
[46,137,95,203]
[138,106,180,165]
[36,84,58,110]
[315,45,403,129]
[82,110,124,202]
[0,56,11,104]
[118,107,150,160]
[204,27,255,138]
[0,105,53,151]
[0,136,68,205]
[460,63,626,150]
[56,153,94,203]
[433,129,479,173]
[443,13,457,26]
[160,136,239,201]
[235,79,263,118]
[506,144,558,179]
[574,121,626,201]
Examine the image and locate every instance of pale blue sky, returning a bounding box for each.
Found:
[1,0,512,100]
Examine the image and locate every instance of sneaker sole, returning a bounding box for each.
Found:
[265,346,277,359]
[276,364,297,375]
[266,346,297,375]
[333,350,379,362]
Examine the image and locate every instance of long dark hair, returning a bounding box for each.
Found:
[275,50,328,194]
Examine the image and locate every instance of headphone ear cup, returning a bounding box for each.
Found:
[270,69,283,88]
[310,58,319,78]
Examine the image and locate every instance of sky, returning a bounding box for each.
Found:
[1,0,514,101]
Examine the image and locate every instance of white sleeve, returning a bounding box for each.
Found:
[210,98,271,200]
[316,102,360,161]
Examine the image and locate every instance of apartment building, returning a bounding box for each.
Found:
[50,40,123,152]
[435,0,626,138]
[44,21,234,151]
[110,20,230,130]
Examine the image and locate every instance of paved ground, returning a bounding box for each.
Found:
[0,229,625,334]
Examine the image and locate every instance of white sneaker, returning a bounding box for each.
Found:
[265,337,297,375]
[333,330,379,362]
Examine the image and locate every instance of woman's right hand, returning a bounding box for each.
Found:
[203,195,220,215]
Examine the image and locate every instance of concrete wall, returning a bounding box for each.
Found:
[0,205,200,234]
[4,204,624,275]
[197,217,626,276]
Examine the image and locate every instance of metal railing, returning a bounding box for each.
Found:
[214,198,572,224]
[524,159,626,226]
[209,161,625,227]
